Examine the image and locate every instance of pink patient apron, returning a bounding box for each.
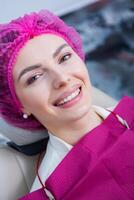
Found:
[19,96,134,200]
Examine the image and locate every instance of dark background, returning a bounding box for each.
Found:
[62,0,134,100]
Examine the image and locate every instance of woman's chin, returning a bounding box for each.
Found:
[65,104,92,122]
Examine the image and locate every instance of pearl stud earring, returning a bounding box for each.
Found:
[23,113,28,119]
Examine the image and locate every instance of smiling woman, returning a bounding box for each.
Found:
[13,33,94,144]
[0,9,134,200]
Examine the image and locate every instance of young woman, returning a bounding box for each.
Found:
[0,10,133,200]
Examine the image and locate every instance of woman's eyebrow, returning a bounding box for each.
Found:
[17,43,69,82]
[53,43,69,58]
[17,64,42,82]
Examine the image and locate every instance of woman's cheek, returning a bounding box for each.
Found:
[16,87,39,109]
[73,66,90,83]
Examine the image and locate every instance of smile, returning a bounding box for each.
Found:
[57,87,81,106]
[54,86,82,108]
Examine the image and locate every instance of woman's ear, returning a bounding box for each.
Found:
[21,106,31,116]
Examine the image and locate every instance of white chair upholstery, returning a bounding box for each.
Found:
[0,87,117,200]
[0,148,38,200]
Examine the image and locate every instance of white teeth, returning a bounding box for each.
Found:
[57,88,80,106]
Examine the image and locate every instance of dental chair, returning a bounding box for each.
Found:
[0,87,117,200]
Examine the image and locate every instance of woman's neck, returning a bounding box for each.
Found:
[50,107,103,146]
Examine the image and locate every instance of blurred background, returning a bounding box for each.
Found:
[62,0,134,100]
[0,0,134,101]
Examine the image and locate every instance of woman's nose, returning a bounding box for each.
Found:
[52,70,71,89]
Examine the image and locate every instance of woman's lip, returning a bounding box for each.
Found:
[54,84,81,106]
[57,87,82,108]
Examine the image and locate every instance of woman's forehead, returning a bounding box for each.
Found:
[25,34,68,50]
[17,34,69,60]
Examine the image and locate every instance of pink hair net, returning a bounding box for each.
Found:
[0,9,85,130]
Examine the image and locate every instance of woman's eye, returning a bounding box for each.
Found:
[59,53,71,63]
[26,74,42,85]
